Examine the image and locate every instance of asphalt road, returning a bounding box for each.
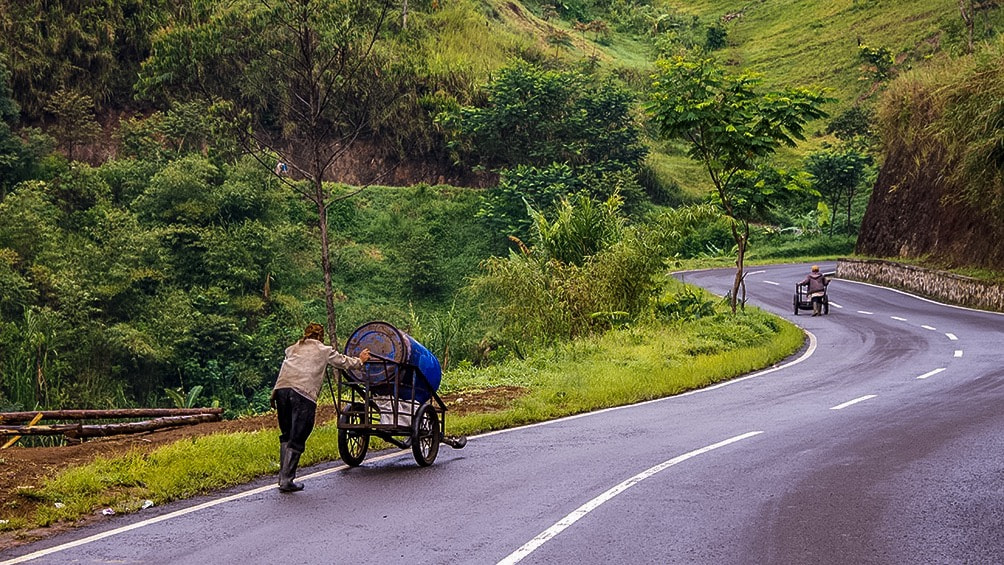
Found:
[4,262,1003,565]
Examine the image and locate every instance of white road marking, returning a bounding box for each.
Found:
[917,368,946,380]
[0,450,407,565]
[954,350,963,358]
[891,316,908,321]
[921,325,937,331]
[946,333,958,341]
[857,310,873,315]
[835,279,1004,316]
[763,280,780,286]
[747,270,766,275]
[829,301,843,309]
[496,431,764,565]
[830,395,877,410]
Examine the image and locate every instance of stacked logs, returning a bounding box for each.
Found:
[0,408,223,442]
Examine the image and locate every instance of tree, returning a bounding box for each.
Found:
[805,147,872,235]
[440,62,647,243]
[43,89,103,162]
[138,0,399,347]
[647,55,830,312]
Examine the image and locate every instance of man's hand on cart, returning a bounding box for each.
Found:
[358,348,371,363]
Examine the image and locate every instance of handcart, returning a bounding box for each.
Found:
[793,282,829,315]
[334,321,466,467]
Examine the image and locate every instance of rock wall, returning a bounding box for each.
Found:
[836,258,1004,312]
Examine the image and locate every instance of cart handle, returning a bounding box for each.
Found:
[365,351,396,364]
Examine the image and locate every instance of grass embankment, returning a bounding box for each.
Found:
[11,295,803,532]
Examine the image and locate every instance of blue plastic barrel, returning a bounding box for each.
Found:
[343,321,441,403]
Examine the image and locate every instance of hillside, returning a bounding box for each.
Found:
[856,40,1004,270]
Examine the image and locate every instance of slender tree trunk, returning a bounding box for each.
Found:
[315,184,339,350]
[729,219,746,313]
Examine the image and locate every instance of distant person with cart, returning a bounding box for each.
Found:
[271,322,370,492]
[799,265,829,316]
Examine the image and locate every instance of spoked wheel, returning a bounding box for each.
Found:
[338,402,369,467]
[793,294,800,315]
[411,403,440,467]
[823,297,830,315]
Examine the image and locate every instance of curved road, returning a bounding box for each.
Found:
[4,263,1003,564]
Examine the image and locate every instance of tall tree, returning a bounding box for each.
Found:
[138,0,398,347]
[647,55,830,312]
[805,147,872,235]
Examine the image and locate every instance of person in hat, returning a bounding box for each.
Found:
[798,265,829,316]
[270,323,370,492]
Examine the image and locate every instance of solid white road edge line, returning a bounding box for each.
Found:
[478,331,817,439]
[838,278,1004,316]
[917,368,946,380]
[3,332,818,565]
[495,431,764,565]
[830,395,877,410]
[0,451,405,565]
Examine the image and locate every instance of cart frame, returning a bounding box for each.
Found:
[793,282,829,315]
[334,355,454,467]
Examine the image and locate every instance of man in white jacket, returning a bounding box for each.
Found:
[271,323,370,492]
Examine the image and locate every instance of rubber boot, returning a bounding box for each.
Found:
[277,442,288,487]
[279,447,304,492]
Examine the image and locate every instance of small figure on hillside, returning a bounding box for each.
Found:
[799,265,830,316]
[270,323,369,492]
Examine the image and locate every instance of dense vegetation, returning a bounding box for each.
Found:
[2,0,1001,417]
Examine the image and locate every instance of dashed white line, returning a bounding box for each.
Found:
[763,280,780,286]
[954,350,964,358]
[917,368,946,380]
[946,333,958,341]
[891,316,908,321]
[830,395,877,410]
[857,310,873,315]
[921,325,937,331]
[496,431,764,565]
[829,301,843,309]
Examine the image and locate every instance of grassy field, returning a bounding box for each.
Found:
[663,0,962,110]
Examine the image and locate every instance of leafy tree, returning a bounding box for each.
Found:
[138,0,400,347]
[826,106,874,146]
[43,89,103,162]
[442,62,646,243]
[442,62,646,172]
[647,55,830,311]
[805,147,872,235]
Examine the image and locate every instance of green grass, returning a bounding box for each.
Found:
[10,300,803,533]
[663,0,961,108]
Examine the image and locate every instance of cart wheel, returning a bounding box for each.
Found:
[793,294,799,315]
[411,403,440,467]
[338,402,369,467]
[823,298,830,315]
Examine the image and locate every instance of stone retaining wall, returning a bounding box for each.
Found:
[835,258,1004,312]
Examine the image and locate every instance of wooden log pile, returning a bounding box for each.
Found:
[0,408,223,443]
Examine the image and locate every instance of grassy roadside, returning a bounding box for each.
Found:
[5,299,803,534]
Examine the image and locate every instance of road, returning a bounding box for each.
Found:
[3,262,1003,564]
